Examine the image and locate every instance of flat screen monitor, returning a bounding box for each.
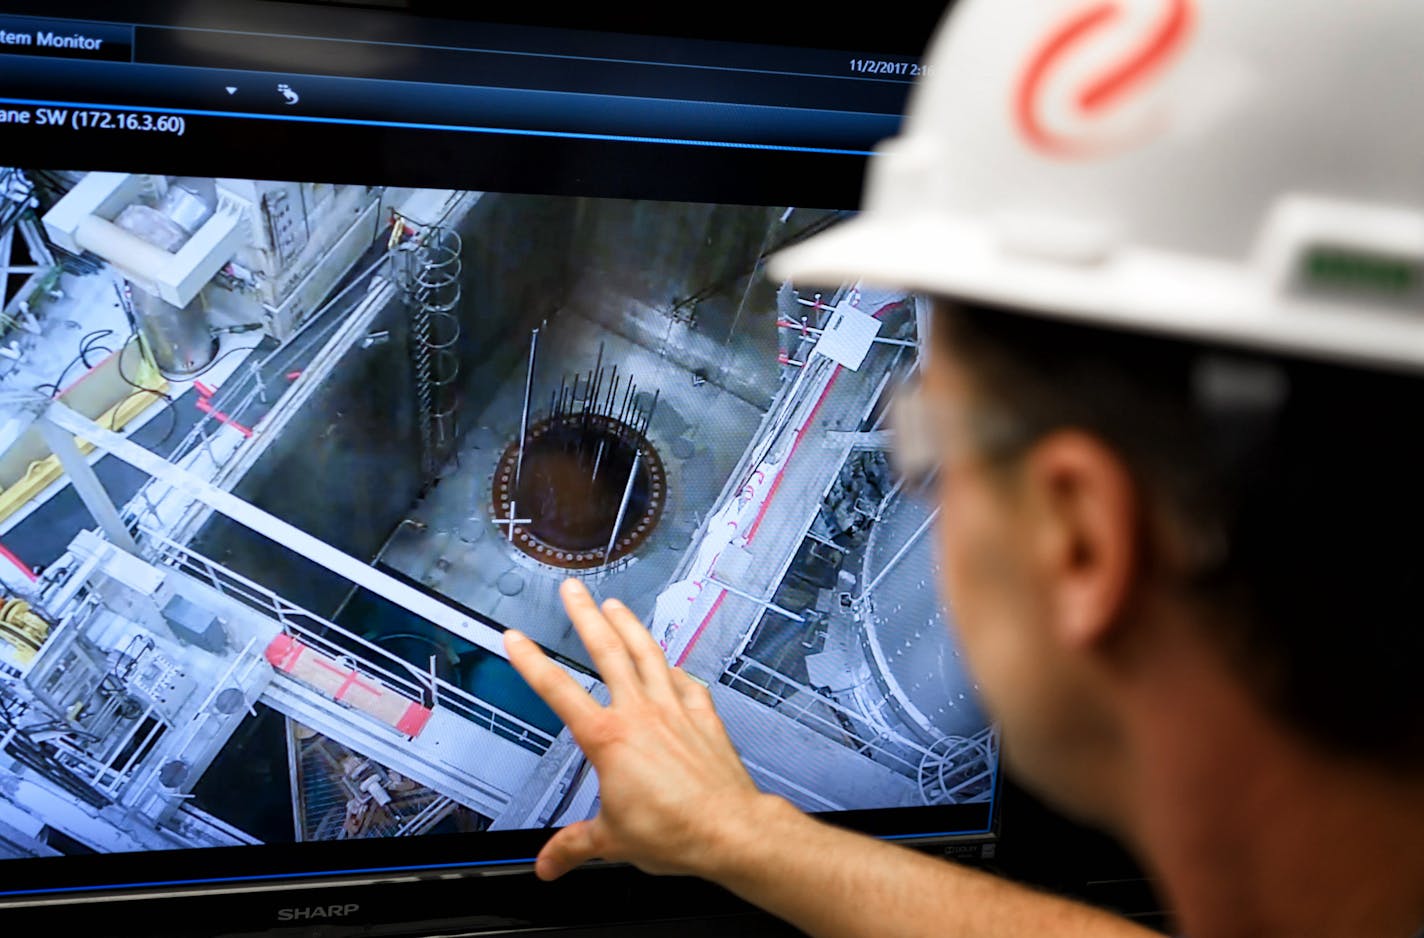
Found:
[0,2,999,932]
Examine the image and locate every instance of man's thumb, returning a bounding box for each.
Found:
[536,818,603,880]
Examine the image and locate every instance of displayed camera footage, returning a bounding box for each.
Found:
[0,170,991,858]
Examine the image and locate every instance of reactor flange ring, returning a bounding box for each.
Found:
[490,414,667,570]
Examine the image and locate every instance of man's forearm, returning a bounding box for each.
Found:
[704,795,1157,938]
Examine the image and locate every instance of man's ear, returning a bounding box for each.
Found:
[1019,430,1138,649]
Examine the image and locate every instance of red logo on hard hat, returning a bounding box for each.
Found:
[1016,0,1194,158]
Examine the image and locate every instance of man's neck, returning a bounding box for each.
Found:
[1118,639,1424,938]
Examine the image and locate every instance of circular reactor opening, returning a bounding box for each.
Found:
[491,414,666,569]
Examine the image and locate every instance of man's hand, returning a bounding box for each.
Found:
[503,578,769,881]
[507,580,1158,938]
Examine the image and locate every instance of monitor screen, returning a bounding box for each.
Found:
[0,0,998,917]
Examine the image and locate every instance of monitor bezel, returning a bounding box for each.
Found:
[0,0,1003,920]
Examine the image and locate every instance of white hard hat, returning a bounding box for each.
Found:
[771,0,1424,372]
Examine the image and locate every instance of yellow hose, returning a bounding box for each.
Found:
[0,598,49,664]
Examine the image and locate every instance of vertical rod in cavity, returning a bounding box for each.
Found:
[604,367,619,421]
[572,372,583,464]
[591,342,604,416]
[603,448,641,566]
[591,439,606,482]
[515,327,539,491]
[570,375,583,457]
[588,355,604,427]
[619,378,635,428]
[628,384,643,436]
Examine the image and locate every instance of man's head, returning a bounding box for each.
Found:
[768,0,1424,837]
[918,298,1424,827]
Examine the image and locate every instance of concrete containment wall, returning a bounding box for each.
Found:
[564,199,790,409]
[186,193,581,616]
[188,295,423,617]
[451,194,579,422]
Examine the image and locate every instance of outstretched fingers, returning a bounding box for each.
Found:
[671,667,737,753]
[559,579,641,694]
[599,596,676,698]
[503,630,601,731]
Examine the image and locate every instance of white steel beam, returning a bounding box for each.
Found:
[34,417,140,555]
[41,401,509,659]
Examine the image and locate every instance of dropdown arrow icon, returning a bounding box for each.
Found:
[225,86,237,94]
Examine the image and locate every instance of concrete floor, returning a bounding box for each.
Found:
[379,306,771,669]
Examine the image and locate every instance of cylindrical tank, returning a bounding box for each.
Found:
[131,288,217,378]
[858,494,987,746]
[116,178,221,377]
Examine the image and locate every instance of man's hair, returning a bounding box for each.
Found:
[938,301,1424,771]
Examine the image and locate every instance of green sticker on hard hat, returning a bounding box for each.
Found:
[1302,247,1420,300]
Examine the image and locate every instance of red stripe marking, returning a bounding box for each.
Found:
[746,365,842,540]
[676,299,900,663]
[675,589,727,668]
[264,633,301,669]
[0,541,36,582]
[332,667,380,702]
[195,399,255,438]
[395,702,433,737]
[309,657,347,677]
[677,383,827,660]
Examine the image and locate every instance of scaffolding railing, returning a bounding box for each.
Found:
[722,655,929,777]
[916,727,997,806]
[394,793,456,837]
[140,530,557,756]
[401,227,462,487]
[722,655,997,805]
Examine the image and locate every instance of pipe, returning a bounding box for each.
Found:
[859,505,941,600]
[706,576,805,623]
[603,448,641,566]
[515,327,538,490]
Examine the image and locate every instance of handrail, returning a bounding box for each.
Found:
[139,529,556,754]
[723,656,928,776]
[724,654,999,806]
